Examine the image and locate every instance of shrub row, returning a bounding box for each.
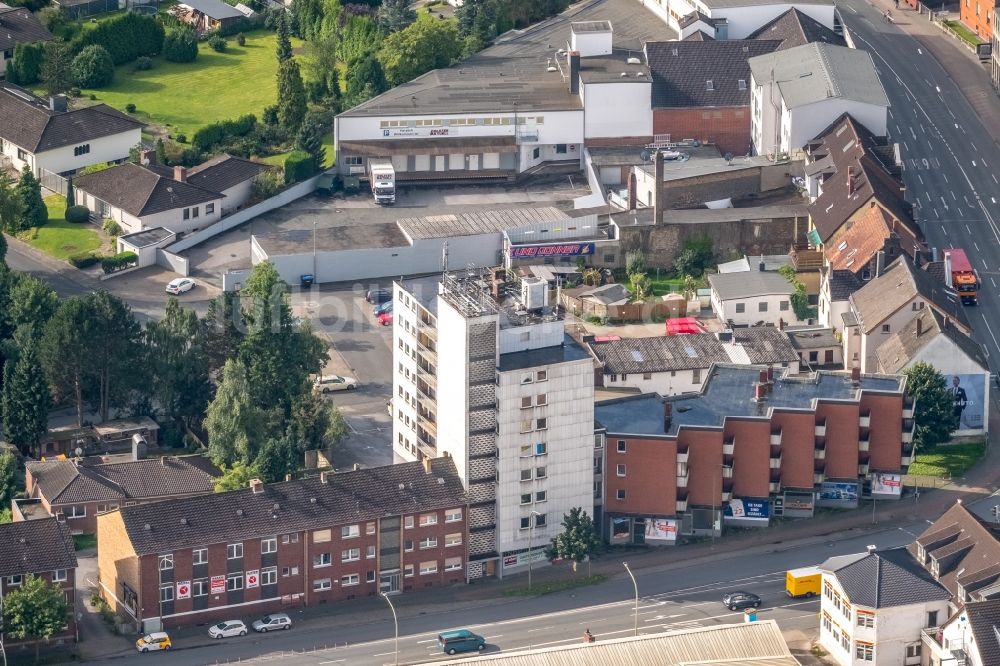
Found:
[72,12,164,66]
[192,114,257,152]
[101,251,139,274]
[284,150,317,184]
[69,252,100,268]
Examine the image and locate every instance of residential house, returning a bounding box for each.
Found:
[97,458,469,632]
[960,0,996,41]
[644,0,838,40]
[708,269,803,327]
[785,325,843,368]
[594,365,915,543]
[560,282,631,319]
[16,454,220,534]
[876,308,989,436]
[921,598,1000,666]
[74,156,269,235]
[0,2,53,77]
[819,546,950,666]
[819,268,865,332]
[746,8,846,50]
[587,328,800,395]
[645,40,781,157]
[171,0,244,33]
[0,84,143,176]
[843,257,970,373]
[748,44,889,158]
[0,519,78,648]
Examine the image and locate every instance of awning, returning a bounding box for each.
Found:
[665,317,706,335]
[339,136,516,157]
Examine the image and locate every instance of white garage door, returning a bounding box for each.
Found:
[482,152,500,169]
[414,155,430,171]
[391,155,407,172]
[434,155,446,171]
[449,153,465,170]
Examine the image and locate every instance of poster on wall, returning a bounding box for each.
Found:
[509,243,595,259]
[644,518,678,543]
[246,570,259,589]
[817,481,860,508]
[947,373,986,432]
[872,473,902,496]
[210,575,226,595]
[723,498,770,523]
[610,517,632,544]
[176,581,190,600]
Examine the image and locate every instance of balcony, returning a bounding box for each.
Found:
[416,382,436,404]
[770,430,782,446]
[769,456,782,470]
[677,449,689,463]
[417,317,436,339]
[858,463,869,475]
[722,465,733,479]
[416,334,436,355]
[677,474,689,488]
[902,430,913,444]
[418,412,437,437]
[813,473,826,484]
[859,412,871,428]
[722,440,735,456]
[903,397,915,419]
[901,453,914,466]
[676,499,688,512]
[859,438,870,452]
[769,481,782,493]
[721,491,732,502]
[815,423,826,437]
[814,448,826,460]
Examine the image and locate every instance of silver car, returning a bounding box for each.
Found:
[252,613,292,632]
[208,620,247,639]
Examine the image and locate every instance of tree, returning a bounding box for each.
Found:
[0,451,18,508]
[2,331,51,456]
[625,250,645,277]
[213,461,256,492]
[41,298,91,426]
[7,274,58,336]
[288,389,347,452]
[155,138,168,166]
[204,358,263,466]
[71,44,115,88]
[275,9,293,62]
[0,169,24,234]
[85,291,145,422]
[145,298,210,426]
[673,233,714,278]
[276,58,307,132]
[295,115,326,170]
[628,271,649,301]
[2,574,70,663]
[40,41,72,97]
[903,362,958,451]
[344,53,387,107]
[253,433,300,483]
[163,26,198,63]
[201,292,243,373]
[304,35,340,108]
[65,175,74,206]
[6,42,44,86]
[13,167,46,232]
[545,507,600,575]
[377,20,461,87]
[376,0,416,33]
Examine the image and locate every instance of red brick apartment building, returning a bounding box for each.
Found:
[0,519,78,648]
[595,365,914,543]
[960,0,996,41]
[97,458,468,632]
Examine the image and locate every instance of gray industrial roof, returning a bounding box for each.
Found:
[255,223,410,255]
[498,335,592,372]
[398,207,568,240]
[709,270,795,300]
[748,42,888,109]
[119,227,175,248]
[830,547,949,609]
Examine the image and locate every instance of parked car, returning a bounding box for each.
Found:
[378,311,393,326]
[313,374,358,393]
[374,301,393,317]
[209,620,248,639]
[165,278,195,294]
[438,629,486,655]
[366,288,391,304]
[722,591,761,611]
[136,632,171,652]
[252,613,292,632]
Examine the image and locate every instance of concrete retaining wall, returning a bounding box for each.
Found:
[156,249,189,276]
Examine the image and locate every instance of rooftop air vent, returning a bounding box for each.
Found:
[620,72,629,78]
[144,523,151,531]
[706,80,714,91]
[627,56,641,65]
[236,509,244,517]
[672,48,678,56]
[180,518,187,525]
[637,71,646,77]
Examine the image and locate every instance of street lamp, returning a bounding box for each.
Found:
[381,592,399,666]
[527,510,541,592]
[623,562,638,637]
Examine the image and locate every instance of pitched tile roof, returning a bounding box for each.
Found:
[708,270,795,300]
[830,546,949,608]
[0,3,53,52]
[824,205,922,275]
[848,256,969,334]
[746,8,845,50]
[27,455,219,504]
[678,10,716,28]
[0,519,77,577]
[809,157,914,244]
[74,162,222,217]
[965,599,1000,665]
[731,327,800,364]
[117,458,467,556]
[682,30,715,41]
[875,308,987,374]
[646,40,780,108]
[909,501,1000,601]
[0,82,143,153]
[185,154,271,193]
[826,269,865,301]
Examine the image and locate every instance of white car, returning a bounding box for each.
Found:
[313,375,358,393]
[165,278,195,294]
[252,613,292,632]
[208,620,247,639]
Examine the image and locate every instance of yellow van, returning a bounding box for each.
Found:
[785,566,822,598]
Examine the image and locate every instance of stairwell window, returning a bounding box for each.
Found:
[73,144,90,157]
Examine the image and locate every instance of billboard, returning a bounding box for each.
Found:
[723,498,770,525]
[501,549,547,569]
[644,518,678,543]
[873,473,902,496]
[610,517,632,544]
[509,242,595,259]
[948,373,986,432]
[176,581,190,600]
[817,481,860,508]
[246,569,259,589]
[210,575,226,595]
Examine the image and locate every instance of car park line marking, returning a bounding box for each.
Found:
[967,224,973,234]
[974,241,981,253]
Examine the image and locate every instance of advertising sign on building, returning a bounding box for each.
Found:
[948,373,986,432]
[210,575,226,595]
[176,581,190,600]
[610,517,632,544]
[782,491,815,518]
[644,518,678,543]
[872,473,902,496]
[724,498,770,523]
[382,127,454,138]
[246,570,259,589]
[817,481,860,508]
[509,242,596,259]
[501,549,547,569]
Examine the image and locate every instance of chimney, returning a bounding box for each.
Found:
[758,259,766,272]
[754,382,766,401]
[913,247,922,268]
[320,471,330,484]
[352,463,361,471]
[663,402,673,431]
[944,251,953,288]
[943,315,950,329]
[916,315,923,336]
[778,317,785,331]
[160,456,166,466]
[284,473,292,482]
[931,247,939,263]
[422,456,434,475]
[758,369,768,385]
[653,151,665,224]
[49,95,68,113]
[173,166,187,182]
[766,366,774,383]
[131,434,147,461]
[851,366,861,384]
[250,478,263,494]
[866,544,877,555]
[568,51,581,95]
[875,250,886,278]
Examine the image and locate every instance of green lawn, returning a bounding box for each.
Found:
[906,441,986,478]
[943,20,983,47]
[23,195,102,261]
[260,131,336,169]
[73,533,98,551]
[81,30,304,139]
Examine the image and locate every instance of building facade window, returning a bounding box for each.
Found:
[617,489,626,500]
[342,548,361,562]
[52,569,67,582]
[342,524,360,539]
[341,574,360,586]
[314,553,332,567]
[227,543,243,559]
[261,537,277,554]
[158,554,173,571]
[313,578,331,591]
[193,548,208,565]
[445,533,462,547]
[73,144,90,157]
[192,579,208,596]
[420,561,438,575]
[226,573,242,591]
[419,536,438,549]
[419,513,438,526]
[261,567,277,586]
[617,463,626,477]
[160,584,173,602]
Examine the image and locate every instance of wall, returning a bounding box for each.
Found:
[633,164,763,209]
[434,299,478,487]
[871,599,950,666]
[155,249,189,276]
[859,297,927,372]
[218,180,255,215]
[78,190,223,235]
[710,291,800,327]
[97,510,141,621]
[602,368,705,395]
[816,402,863,479]
[861,392,904,472]
[960,0,994,41]
[35,128,140,175]
[787,100,888,156]
[583,82,653,139]
[605,435,678,516]
[653,106,752,157]
[679,429,724,507]
[392,282,428,463]
[725,418,773,498]
[769,410,817,490]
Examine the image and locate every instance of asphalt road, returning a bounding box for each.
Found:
[102,520,924,666]
[839,0,1000,369]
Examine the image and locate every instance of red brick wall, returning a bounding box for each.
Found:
[726,419,772,498]
[653,106,751,158]
[816,403,862,479]
[681,430,724,506]
[604,436,678,515]
[769,411,817,490]
[861,393,904,472]
[961,0,996,41]
[0,570,76,646]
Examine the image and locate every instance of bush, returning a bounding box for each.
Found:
[69,252,100,268]
[284,150,316,184]
[89,93,97,100]
[251,168,284,200]
[135,56,153,71]
[176,134,187,144]
[192,114,257,152]
[72,45,114,88]
[100,251,137,274]
[207,34,227,52]
[71,12,165,66]
[6,42,44,86]
[69,86,81,97]
[125,103,136,113]
[64,205,91,224]
[236,33,246,46]
[102,218,122,237]
[163,26,198,63]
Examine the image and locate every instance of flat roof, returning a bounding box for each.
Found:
[572,20,612,32]
[398,275,441,316]
[785,326,840,350]
[578,50,651,84]
[119,227,174,248]
[499,335,592,372]
[595,365,903,436]
[255,223,409,255]
[398,207,568,240]
[636,146,776,181]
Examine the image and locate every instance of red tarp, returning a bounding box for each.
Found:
[665,317,705,335]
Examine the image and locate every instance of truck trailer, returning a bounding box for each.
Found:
[368,158,396,205]
[944,248,978,305]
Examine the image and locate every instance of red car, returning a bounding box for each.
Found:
[377,311,393,326]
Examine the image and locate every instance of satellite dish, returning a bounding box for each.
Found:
[640,149,652,162]
[75,447,83,457]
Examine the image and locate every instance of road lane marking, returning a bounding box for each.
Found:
[974,241,981,253]
[967,224,973,234]
[982,158,988,167]
[980,314,1000,356]
[973,161,977,167]
[918,174,924,185]
[942,173,949,183]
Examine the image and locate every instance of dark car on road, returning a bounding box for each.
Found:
[366,288,391,304]
[722,591,761,611]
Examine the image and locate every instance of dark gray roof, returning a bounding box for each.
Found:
[785,327,839,350]
[118,458,467,555]
[0,3,53,52]
[678,10,715,28]
[74,162,221,217]
[646,40,780,108]
[732,327,800,364]
[0,519,77,577]
[965,599,1000,665]
[831,547,949,609]
[589,334,729,374]
[708,270,795,300]
[582,283,631,305]
[909,501,1000,601]
[682,30,715,41]
[828,269,864,301]
[876,309,987,374]
[0,82,143,153]
[185,154,270,193]
[746,8,844,50]
[499,335,592,372]
[179,0,243,19]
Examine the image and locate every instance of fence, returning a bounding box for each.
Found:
[38,167,68,198]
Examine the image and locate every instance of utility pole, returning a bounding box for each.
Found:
[527,510,541,592]
[381,592,399,666]
[623,562,638,637]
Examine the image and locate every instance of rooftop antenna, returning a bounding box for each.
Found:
[442,240,449,274]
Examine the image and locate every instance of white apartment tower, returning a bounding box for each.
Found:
[392,270,594,579]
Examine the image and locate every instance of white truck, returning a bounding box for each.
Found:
[368,158,396,205]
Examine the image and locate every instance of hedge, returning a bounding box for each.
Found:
[64,205,91,224]
[284,150,316,184]
[6,42,44,86]
[100,251,138,274]
[192,114,257,153]
[72,12,164,66]
[69,252,100,268]
[72,45,115,89]
[163,26,198,63]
